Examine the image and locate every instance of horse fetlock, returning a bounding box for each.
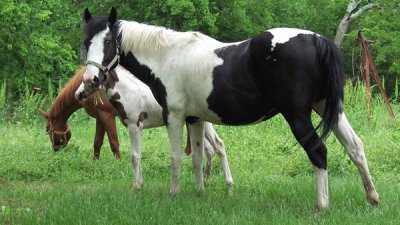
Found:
[169,185,180,196]
[317,197,329,211]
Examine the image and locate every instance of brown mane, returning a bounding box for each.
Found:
[49,66,85,118]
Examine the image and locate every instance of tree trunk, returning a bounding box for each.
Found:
[334,0,375,49]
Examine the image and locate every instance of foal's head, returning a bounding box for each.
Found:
[81,7,120,92]
[40,110,72,150]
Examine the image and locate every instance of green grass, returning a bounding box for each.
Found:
[0,82,399,224]
[1,176,399,225]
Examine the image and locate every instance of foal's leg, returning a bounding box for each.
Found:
[128,123,143,191]
[98,111,120,159]
[188,120,206,194]
[93,118,106,160]
[314,102,379,205]
[204,123,234,189]
[284,114,329,210]
[204,138,214,178]
[167,113,184,195]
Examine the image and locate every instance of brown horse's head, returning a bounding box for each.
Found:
[40,110,72,150]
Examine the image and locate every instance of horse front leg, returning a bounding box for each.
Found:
[128,123,143,191]
[93,118,106,160]
[167,113,184,195]
[188,120,205,194]
[98,111,120,160]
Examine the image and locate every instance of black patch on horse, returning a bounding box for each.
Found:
[119,51,169,126]
[185,116,200,124]
[207,37,277,125]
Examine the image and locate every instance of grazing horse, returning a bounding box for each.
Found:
[80,7,379,209]
[41,66,121,159]
[76,65,233,190]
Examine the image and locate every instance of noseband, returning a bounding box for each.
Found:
[47,120,70,148]
[85,42,120,84]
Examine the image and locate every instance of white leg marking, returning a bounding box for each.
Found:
[188,121,205,194]
[333,113,379,205]
[167,113,184,195]
[313,101,379,205]
[204,123,234,189]
[128,124,143,191]
[315,167,329,210]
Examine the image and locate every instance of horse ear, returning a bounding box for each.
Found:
[39,109,49,119]
[84,8,92,23]
[108,7,117,25]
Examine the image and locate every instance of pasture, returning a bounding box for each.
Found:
[1,83,399,224]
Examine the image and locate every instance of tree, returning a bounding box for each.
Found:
[0,0,80,97]
[335,0,376,48]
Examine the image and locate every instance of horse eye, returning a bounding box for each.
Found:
[105,40,111,45]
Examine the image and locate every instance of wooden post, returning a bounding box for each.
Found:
[358,31,396,119]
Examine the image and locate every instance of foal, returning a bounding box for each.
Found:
[41,67,121,159]
[76,65,233,190]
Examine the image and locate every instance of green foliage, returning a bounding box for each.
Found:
[0,0,80,99]
[343,0,400,98]
[0,0,399,113]
[16,82,47,125]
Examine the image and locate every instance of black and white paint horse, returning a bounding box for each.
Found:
[79,7,379,210]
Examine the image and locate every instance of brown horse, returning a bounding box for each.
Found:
[41,66,121,159]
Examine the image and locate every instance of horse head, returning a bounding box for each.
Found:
[81,7,120,92]
[40,110,71,150]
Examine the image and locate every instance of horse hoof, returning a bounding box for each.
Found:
[169,186,180,196]
[367,190,379,206]
[134,183,142,192]
[227,187,234,197]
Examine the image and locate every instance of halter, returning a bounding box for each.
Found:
[85,42,120,84]
[47,120,70,148]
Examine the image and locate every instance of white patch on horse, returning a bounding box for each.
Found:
[118,21,234,123]
[84,28,109,81]
[268,28,316,52]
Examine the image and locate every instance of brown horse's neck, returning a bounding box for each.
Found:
[49,67,86,122]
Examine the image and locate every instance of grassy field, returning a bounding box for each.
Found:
[0,84,399,224]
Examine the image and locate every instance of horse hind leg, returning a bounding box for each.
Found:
[204,138,214,179]
[204,123,234,190]
[284,113,329,210]
[188,120,206,194]
[314,102,379,206]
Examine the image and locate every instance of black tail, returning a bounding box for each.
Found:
[315,36,345,140]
